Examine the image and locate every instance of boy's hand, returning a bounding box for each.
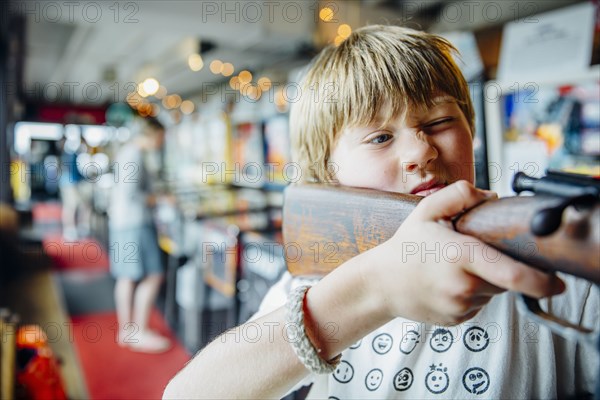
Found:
[366,180,565,326]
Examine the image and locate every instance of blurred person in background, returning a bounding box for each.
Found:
[58,136,85,240]
[109,117,170,353]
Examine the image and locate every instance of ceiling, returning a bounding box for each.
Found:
[18,0,577,106]
[21,0,326,105]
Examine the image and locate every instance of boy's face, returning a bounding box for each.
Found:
[329,97,474,196]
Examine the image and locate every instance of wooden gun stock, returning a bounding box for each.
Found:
[283,184,600,284]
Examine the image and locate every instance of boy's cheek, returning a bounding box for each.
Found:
[336,163,394,191]
[437,162,474,186]
[336,165,374,186]
[442,143,475,183]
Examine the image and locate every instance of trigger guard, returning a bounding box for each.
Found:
[517,294,599,349]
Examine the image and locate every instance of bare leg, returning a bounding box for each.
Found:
[129,273,170,353]
[133,273,163,331]
[77,197,92,237]
[114,277,135,345]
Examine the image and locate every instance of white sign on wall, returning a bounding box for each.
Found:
[497,1,596,84]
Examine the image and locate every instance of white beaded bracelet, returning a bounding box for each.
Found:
[285,285,341,374]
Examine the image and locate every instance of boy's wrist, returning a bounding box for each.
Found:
[286,286,342,374]
[356,246,397,322]
[304,254,393,357]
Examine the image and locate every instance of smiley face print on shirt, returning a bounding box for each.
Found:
[430,328,453,353]
[425,363,450,394]
[393,367,414,391]
[365,368,383,391]
[463,326,490,352]
[333,360,354,383]
[462,367,490,394]
[399,330,420,354]
[372,333,393,355]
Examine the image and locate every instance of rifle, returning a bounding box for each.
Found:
[282,170,600,357]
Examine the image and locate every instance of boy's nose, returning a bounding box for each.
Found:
[401,131,438,174]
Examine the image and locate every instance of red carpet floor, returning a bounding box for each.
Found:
[33,201,109,272]
[42,234,109,272]
[70,309,190,399]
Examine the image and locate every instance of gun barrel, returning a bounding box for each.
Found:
[454,196,600,285]
[513,171,600,198]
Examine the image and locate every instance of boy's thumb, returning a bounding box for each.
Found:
[412,180,491,221]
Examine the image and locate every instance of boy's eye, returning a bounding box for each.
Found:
[369,133,393,144]
[424,117,454,128]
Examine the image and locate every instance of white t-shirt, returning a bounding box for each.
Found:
[109,143,153,230]
[254,272,599,399]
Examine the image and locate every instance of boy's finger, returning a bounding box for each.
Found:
[412,180,491,221]
[465,278,505,296]
[480,190,499,200]
[464,243,565,298]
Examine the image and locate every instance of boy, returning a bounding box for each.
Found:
[164,25,598,398]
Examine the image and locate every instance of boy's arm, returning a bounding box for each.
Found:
[162,254,390,399]
[163,181,564,399]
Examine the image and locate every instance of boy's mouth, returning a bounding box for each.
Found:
[410,179,446,197]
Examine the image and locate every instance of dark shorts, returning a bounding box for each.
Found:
[109,224,162,281]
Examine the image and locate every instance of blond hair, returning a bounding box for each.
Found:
[290,25,474,183]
